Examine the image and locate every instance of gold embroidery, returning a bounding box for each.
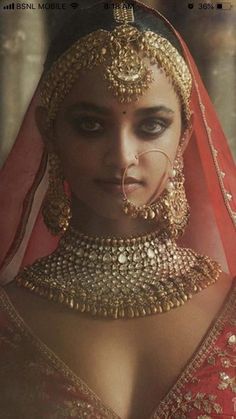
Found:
[0,281,236,419]
[208,347,236,369]
[151,280,236,418]
[187,65,236,227]
[0,288,119,419]
[206,329,236,394]
[218,371,236,392]
[207,356,216,366]
[154,392,222,419]
[197,416,212,419]
[180,392,222,416]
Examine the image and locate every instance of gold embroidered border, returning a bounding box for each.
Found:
[181,53,236,228]
[193,77,236,227]
[0,287,119,419]
[1,151,48,272]
[0,280,236,419]
[151,278,236,418]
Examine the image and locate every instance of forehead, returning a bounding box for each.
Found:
[60,63,181,113]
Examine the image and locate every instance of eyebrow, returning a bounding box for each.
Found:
[67,102,174,116]
[135,106,174,116]
[68,102,111,116]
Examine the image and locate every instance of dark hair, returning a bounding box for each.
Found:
[44,0,184,73]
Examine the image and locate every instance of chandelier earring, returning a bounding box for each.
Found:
[161,150,190,239]
[42,152,71,235]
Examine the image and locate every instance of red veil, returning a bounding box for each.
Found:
[0,1,235,284]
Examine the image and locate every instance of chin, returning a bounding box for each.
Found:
[90,201,127,221]
[73,193,127,221]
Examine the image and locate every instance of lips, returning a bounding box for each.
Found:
[95,176,143,195]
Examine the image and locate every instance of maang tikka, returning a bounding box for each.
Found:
[40,3,192,128]
[42,152,71,235]
[122,142,190,240]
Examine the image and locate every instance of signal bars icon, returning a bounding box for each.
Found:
[3,2,15,9]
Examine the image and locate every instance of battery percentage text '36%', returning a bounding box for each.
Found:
[197,3,232,9]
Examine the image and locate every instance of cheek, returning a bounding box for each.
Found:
[59,146,97,198]
[143,122,181,184]
[163,119,181,158]
[147,120,181,165]
[54,121,100,176]
[56,137,100,181]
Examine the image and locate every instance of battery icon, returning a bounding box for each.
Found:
[217,3,232,9]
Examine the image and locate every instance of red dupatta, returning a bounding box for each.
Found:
[0,1,235,284]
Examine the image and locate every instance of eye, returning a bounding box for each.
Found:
[139,118,167,136]
[71,116,104,133]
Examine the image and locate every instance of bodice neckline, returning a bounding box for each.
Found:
[0,277,236,419]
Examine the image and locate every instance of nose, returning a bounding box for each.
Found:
[103,128,139,171]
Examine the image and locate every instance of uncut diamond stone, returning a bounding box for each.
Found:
[103,253,112,263]
[147,249,155,259]
[133,252,141,262]
[118,253,127,264]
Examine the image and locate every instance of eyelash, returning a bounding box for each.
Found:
[72,117,104,135]
[71,116,171,138]
[138,118,169,137]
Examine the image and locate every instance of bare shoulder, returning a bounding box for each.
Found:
[3,281,40,306]
[186,270,234,318]
[2,280,61,320]
[207,270,234,298]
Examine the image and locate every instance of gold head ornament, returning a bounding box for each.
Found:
[40,2,192,126]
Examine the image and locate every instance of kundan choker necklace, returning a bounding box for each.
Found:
[16,226,221,319]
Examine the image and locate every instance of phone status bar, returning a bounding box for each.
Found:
[1,2,234,12]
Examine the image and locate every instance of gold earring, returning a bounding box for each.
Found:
[122,148,190,239]
[42,152,71,235]
[160,154,190,238]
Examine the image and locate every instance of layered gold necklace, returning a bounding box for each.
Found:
[16,226,221,319]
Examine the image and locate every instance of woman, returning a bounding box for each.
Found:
[0,1,235,418]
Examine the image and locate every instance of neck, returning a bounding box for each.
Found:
[71,199,159,238]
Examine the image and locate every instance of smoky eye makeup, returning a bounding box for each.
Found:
[68,114,105,135]
[136,116,173,138]
[66,107,174,139]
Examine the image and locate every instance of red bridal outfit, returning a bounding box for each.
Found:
[0,1,235,418]
[0,281,236,418]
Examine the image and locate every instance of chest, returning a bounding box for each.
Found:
[4,278,232,419]
[12,302,221,418]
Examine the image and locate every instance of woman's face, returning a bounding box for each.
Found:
[52,63,182,220]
